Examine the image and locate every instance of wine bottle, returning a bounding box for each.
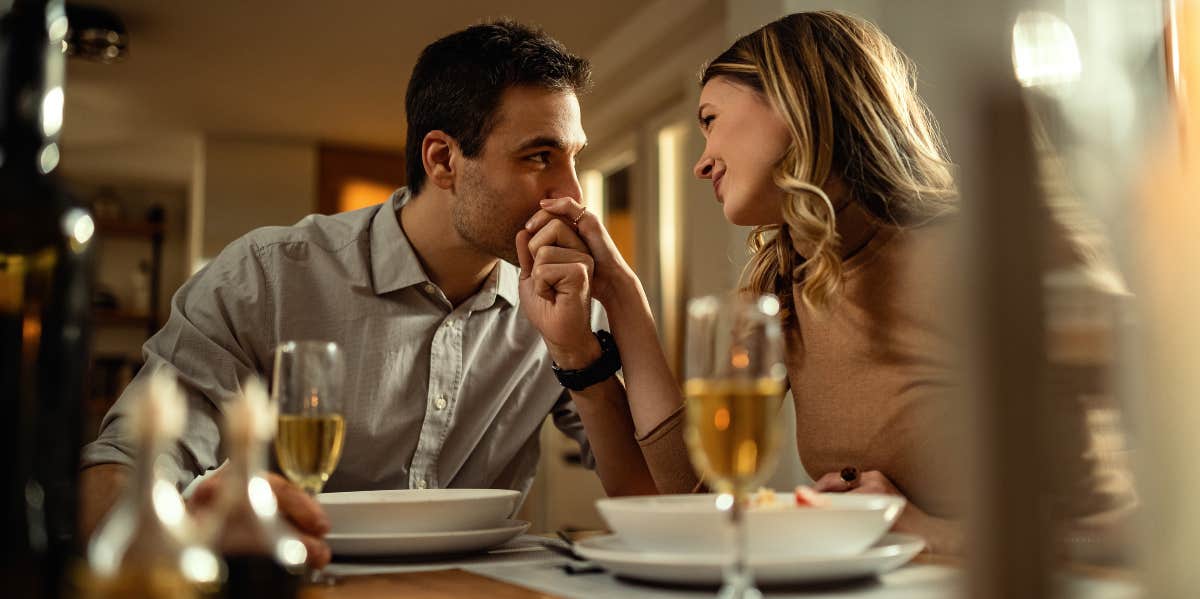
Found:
[0,1,94,598]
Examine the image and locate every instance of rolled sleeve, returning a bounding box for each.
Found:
[81,235,275,490]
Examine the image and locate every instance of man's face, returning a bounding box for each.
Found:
[453,86,587,265]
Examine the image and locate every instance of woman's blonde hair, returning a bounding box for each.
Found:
[702,11,957,314]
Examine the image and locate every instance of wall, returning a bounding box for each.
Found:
[191,137,318,268]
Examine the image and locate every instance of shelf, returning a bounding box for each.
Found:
[94,217,164,239]
[92,351,143,362]
[93,309,153,327]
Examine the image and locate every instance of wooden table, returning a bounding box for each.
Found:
[300,569,558,599]
[300,552,1139,599]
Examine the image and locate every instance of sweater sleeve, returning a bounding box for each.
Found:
[636,404,704,494]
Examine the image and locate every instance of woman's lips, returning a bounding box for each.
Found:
[713,172,725,202]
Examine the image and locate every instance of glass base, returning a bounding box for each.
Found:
[716,571,762,599]
[308,568,338,586]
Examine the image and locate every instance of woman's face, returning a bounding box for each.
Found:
[693,76,792,226]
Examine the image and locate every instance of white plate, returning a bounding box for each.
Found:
[574,532,925,586]
[318,488,520,535]
[596,492,905,558]
[326,519,530,557]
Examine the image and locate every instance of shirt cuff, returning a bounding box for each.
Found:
[79,439,136,472]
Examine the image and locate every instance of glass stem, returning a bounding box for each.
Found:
[718,491,758,599]
[305,488,336,586]
[732,494,750,588]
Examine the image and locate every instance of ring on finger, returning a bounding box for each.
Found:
[840,466,859,489]
[571,206,587,226]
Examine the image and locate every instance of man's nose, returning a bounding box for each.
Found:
[547,165,583,202]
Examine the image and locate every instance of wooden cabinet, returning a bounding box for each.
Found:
[66,179,188,443]
[92,213,164,337]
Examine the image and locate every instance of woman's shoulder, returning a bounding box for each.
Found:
[834,214,964,332]
[857,212,962,280]
[895,212,961,248]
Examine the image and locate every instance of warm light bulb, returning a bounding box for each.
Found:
[1012,11,1082,89]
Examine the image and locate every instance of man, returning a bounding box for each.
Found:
[80,20,659,568]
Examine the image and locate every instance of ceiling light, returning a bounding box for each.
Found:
[64,3,127,63]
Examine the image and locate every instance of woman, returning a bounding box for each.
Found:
[525,11,1130,554]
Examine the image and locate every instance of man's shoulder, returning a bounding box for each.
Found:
[192,204,383,290]
[240,204,381,258]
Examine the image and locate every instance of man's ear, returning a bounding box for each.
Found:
[422,130,458,191]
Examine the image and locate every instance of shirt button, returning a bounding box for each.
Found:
[423,283,436,294]
[414,480,427,490]
[434,395,448,410]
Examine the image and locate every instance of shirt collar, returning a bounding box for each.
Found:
[459,261,520,310]
[370,187,521,307]
[370,188,432,296]
[495,259,520,307]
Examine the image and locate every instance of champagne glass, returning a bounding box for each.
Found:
[684,293,787,599]
[271,340,346,583]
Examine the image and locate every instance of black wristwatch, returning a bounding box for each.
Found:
[551,330,621,391]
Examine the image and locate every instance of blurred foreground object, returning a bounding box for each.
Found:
[83,371,221,598]
[1137,1,1200,595]
[0,0,95,597]
[204,379,304,599]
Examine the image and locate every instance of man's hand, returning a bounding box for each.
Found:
[187,470,332,568]
[516,200,600,369]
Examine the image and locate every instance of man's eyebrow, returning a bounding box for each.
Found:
[515,136,588,153]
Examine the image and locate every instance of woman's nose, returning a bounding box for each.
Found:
[694,155,714,179]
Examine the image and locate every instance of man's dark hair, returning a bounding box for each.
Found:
[404,20,592,195]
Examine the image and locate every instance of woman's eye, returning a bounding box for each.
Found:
[701,115,716,129]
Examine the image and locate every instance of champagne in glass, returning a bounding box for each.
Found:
[271,340,345,584]
[275,413,346,495]
[684,377,785,494]
[684,294,786,599]
[272,340,346,496]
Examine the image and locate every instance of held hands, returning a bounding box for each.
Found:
[523,197,637,306]
[516,198,601,369]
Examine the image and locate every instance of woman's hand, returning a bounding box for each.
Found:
[524,197,639,307]
[813,468,903,496]
[813,469,963,555]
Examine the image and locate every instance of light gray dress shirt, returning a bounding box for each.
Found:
[81,188,599,502]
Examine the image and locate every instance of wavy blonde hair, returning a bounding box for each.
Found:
[702,11,957,314]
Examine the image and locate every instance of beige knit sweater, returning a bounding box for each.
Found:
[637,201,1134,522]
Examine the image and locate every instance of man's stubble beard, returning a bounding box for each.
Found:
[453,165,524,266]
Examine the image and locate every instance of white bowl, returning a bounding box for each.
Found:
[596,492,905,559]
[318,488,520,535]
[326,519,531,557]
